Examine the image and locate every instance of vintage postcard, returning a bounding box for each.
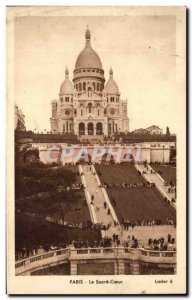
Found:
[6,6,186,295]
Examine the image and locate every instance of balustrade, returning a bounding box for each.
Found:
[15,247,176,275]
[149,252,160,257]
[124,248,133,254]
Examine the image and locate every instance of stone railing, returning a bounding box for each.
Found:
[15,247,176,276]
[15,248,70,276]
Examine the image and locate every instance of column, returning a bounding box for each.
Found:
[104,122,108,136]
[70,261,78,275]
[118,260,125,275]
[85,125,88,136]
[94,124,96,136]
[114,261,118,275]
[130,260,140,275]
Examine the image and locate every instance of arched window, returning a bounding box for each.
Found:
[79,123,85,135]
[81,109,83,116]
[83,82,86,90]
[76,84,78,91]
[93,82,95,90]
[88,122,94,135]
[79,83,82,91]
[88,103,92,114]
[98,109,99,116]
[100,83,102,91]
[97,83,99,91]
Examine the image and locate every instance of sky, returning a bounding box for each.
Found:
[14,15,179,134]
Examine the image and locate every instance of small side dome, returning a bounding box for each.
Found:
[60,66,74,95]
[105,68,119,94]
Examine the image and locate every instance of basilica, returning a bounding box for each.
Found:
[50,28,129,137]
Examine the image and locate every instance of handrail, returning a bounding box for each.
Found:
[15,248,69,269]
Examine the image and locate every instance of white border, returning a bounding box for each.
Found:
[1,1,191,299]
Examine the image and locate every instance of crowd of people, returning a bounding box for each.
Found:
[16,231,177,261]
[15,243,68,261]
[146,234,176,251]
[123,235,139,248]
[73,236,113,249]
[100,180,156,189]
[120,218,175,228]
[45,217,110,231]
[66,182,85,191]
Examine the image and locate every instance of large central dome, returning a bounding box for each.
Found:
[74,28,103,70]
[73,28,105,93]
[75,46,102,69]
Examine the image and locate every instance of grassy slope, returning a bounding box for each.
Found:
[107,187,176,223]
[95,164,145,184]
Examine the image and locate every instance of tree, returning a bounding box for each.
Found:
[52,190,76,225]
[166,126,170,136]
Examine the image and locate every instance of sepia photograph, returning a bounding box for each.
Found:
[6,6,186,295]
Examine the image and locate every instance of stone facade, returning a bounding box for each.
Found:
[50,28,129,136]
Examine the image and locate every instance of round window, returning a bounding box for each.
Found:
[110,109,115,115]
[65,110,70,115]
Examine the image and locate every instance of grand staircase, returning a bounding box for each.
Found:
[79,164,121,239]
